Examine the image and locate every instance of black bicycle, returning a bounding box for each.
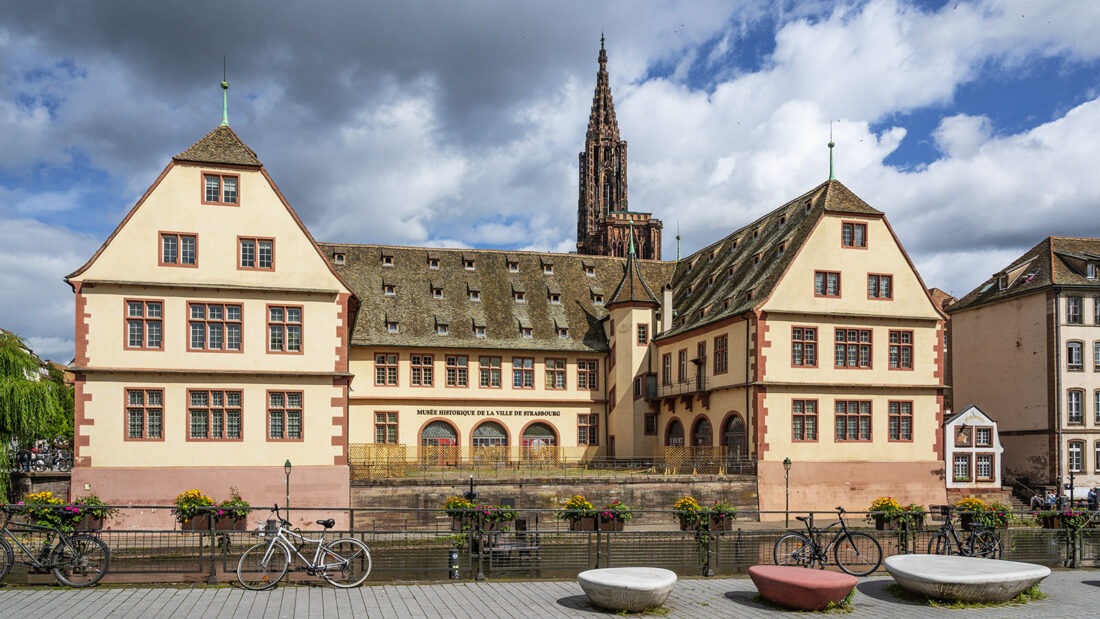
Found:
[773,507,882,576]
[0,505,110,587]
[926,504,1001,558]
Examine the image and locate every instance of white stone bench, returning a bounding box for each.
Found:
[884,555,1050,603]
[577,567,677,611]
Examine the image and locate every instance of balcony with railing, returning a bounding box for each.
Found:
[649,375,710,400]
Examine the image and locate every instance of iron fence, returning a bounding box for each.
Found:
[2,505,1099,585]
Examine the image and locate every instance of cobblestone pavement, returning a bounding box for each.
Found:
[0,570,1096,618]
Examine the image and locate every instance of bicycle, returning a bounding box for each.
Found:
[236,504,371,590]
[0,505,110,587]
[926,505,1001,558]
[773,506,883,576]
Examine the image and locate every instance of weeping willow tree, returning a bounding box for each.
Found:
[0,331,68,500]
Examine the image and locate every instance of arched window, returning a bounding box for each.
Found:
[692,418,713,447]
[420,420,457,447]
[472,421,508,447]
[521,422,557,447]
[722,415,747,460]
[666,419,685,447]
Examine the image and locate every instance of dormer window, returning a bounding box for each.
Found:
[382,255,394,267]
[514,291,526,303]
[507,261,519,273]
[753,228,759,240]
[521,327,533,339]
[432,287,444,299]
[383,284,396,297]
[464,259,475,270]
[468,290,481,301]
[780,214,787,226]
[558,328,569,338]
[543,264,554,274]
[594,294,604,306]
[428,258,440,270]
[333,253,346,265]
[474,326,486,338]
[753,253,762,265]
[997,274,1008,291]
[731,238,738,249]
[549,293,561,304]
[1089,263,1098,279]
[386,321,399,333]
[585,265,596,277]
[436,324,449,336]
[778,242,786,255]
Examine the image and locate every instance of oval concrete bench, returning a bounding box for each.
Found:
[884,555,1050,603]
[577,567,677,611]
[748,565,858,611]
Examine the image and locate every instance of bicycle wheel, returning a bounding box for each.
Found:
[319,538,372,588]
[834,532,882,576]
[0,537,13,582]
[237,541,291,590]
[773,533,814,568]
[51,534,109,587]
[927,532,950,555]
[968,530,1002,559]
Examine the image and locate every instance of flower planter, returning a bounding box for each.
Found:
[899,515,925,531]
[959,514,975,530]
[709,516,733,531]
[599,518,625,532]
[180,514,212,531]
[678,515,695,531]
[75,515,103,531]
[569,516,597,531]
[215,517,248,532]
[873,515,897,531]
[451,516,465,531]
[1039,515,1062,529]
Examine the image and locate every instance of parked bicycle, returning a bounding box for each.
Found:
[0,505,110,587]
[926,504,1001,558]
[236,504,371,590]
[773,506,883,576]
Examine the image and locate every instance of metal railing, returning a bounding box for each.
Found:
[3,505,1098,585]
[652,376,710,399]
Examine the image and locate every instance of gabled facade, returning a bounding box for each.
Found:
[950,237,1100,493]
[66,125,357,527]
[650,180,947,518]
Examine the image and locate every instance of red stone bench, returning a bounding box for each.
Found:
[748,565,858,611]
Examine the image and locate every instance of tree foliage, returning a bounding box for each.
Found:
[1,331,72,499]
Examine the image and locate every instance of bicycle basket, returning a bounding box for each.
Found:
[263,519,278,536]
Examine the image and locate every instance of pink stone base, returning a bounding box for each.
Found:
[749,565,858,611]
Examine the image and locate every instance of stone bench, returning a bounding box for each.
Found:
[884,555,1051,603]
[576,567,677,612]
[748,565,858,611]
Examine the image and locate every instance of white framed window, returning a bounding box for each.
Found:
[386,321,399,333]
[468,290,480,301]
[384,284,396,297]
[1068,296,1083,324]
[507,261,519,273]
[1068,341,1084,371]
[975,454,993,480]
[436,324,449,336]
[474,326,486,338]
[953,453,971,481]
[432,287,444,299]
[543,264,554,274]
[514,291,526,303]
[463,259,475,270]
[585,265,595,277]
[549,293,561,304]
[557,328,568,338]
[382,255,393,267]
[428,258,440,269]
[520,327,533,339]
[1069,441,1084,473]
[593,294,604,306]
[1069,390,1084,424]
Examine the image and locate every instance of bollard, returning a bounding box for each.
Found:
[448,548,459,579]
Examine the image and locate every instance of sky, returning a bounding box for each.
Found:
[2,0,1100,362]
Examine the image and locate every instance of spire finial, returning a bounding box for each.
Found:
[628,219,636,257]
[676,220,681,262]
[828,121,836,180]
[220,56,230,127]
[601,32,605,50]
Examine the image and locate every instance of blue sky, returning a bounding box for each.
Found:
[2,0,1100,361]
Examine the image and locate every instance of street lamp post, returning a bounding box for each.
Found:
[284,459,292,523]
[783,457,792,527]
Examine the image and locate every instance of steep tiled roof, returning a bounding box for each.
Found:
[950,237,1100,313]
[608,244,660,307]
[320,244,673,352]
[173,126,262,167]
[659,179,876,338]
[927,288,957,312]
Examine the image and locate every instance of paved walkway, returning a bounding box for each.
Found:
[0,569,1096,618]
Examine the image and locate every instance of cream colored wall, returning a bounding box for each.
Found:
[607,306,657,457]
[348,345,606,448]
[83,284,340,372]
[77,163,344,293]
[765,214,941,322]
[651,321,750,389]
[763,387,940,462]
[81,375,343,467]
[951,292,1049,431]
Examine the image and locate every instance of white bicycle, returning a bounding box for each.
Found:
[236,505,371,590]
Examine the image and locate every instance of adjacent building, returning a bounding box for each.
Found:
[950,237,1100,494]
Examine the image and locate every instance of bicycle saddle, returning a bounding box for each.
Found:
[316,519,335,529]
[795,516,810,522]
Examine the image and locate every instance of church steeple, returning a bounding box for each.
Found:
[576,38,662,260]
